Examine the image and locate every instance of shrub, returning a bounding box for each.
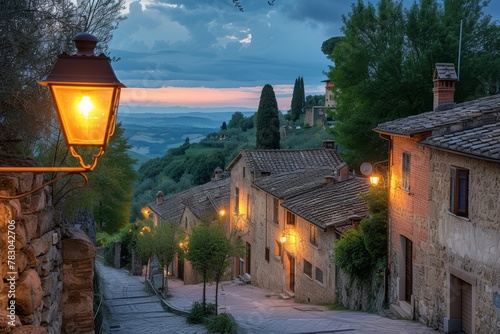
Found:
[360,213,387,260]
[335,228,373,280]
[207,313,236,334]
[187,301,216,324]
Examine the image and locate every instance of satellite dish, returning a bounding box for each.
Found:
[360,162,373,176]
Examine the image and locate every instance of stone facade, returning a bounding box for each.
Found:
[227,147,370,305]
[0,170,96,334]
[375,91,500,333]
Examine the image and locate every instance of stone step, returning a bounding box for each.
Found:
[390,302,412,320]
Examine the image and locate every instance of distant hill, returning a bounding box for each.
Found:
[118,111,254,159]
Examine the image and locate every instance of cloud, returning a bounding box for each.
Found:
[111,0,500,110]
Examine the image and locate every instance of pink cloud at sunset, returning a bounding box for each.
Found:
[120,85,325,110]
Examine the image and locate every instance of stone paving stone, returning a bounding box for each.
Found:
[97,263,206,334]
[98,263,441,334]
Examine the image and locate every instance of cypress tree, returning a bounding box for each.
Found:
[290,76,305,122]
[256,84,280,149]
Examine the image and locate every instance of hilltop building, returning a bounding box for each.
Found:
[374,63,500,333]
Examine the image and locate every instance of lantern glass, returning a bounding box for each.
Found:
[369,175,380,186]
[50,85,117,146]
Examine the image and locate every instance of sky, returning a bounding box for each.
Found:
[110,0,500,113]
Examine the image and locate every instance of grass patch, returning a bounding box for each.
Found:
[328,301,346,311]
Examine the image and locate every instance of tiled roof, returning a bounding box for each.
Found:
[227,148,343,174]
[420,122,500,161]
[374,95,500,137]
[148,177,230,223]
[281,177,370,230]
[434,63,457,80]
[181,178,230,219]
[252,168,336,199]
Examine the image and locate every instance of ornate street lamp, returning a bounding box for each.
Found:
[0,33,124,197]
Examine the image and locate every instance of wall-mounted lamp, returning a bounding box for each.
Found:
[369,175,380,186]
[280,232,287,243]
[219,209,226,216]
[0,33,124,198]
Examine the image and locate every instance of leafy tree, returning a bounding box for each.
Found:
[221,121,228,131]
[326,0,500,169]
[335,228,373,280]
[0,0,125,154]
[54,123,137,234]
[228,112,245,129]
[154,220,181,295]
[256,84,280,149]
[305,95,325,109]
[211,227,244,314]
[186,220,243,313]
[186,222,216,311]
[289,76,305,122]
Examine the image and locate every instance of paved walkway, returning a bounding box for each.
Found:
[98,263,441,334]
[97,263,206,334]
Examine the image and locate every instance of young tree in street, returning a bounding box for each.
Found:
[154,220,181,296]
[186,222,216,311]
[211,226,244,314]
[325,0,500,169]
[256,84,280,149]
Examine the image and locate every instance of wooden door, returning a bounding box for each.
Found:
[405,238,413,303]
[177,257,184,280]
[288,254,295,292]
[461,281,472,334]
[245,242,251,275]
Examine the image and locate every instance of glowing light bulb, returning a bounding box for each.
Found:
[78,96,94,118]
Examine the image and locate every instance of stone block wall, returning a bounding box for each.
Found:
[0,172,61,334]
[0,170,96,334]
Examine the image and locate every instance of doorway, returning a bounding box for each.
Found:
[285,253,295,292]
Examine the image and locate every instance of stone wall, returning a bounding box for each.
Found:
[0,170,96,334]
[335,267,385,312]
[0,172,61,334]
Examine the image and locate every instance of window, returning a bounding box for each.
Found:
[402,152,411,191]
[309,224,318,246]
[274,240,282,258]
[450,167,469,217]
[286,211,296,225]
[273,198,279,224]
[243,167,246,178]
[315,267,324,284]
[265,247,270,262]
[235,187,240,214]
[303,259,312,278]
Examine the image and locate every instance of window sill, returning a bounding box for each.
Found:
[399,187,413,195]
[309,243,319,250]
[447,211,470,222]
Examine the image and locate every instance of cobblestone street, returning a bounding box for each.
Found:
[97,263,206,334]
[97,263,441,334]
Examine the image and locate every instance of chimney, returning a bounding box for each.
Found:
[156,191,164,205]
[212,167,223,181]
[433,63,457,111]
[323,140,335,149]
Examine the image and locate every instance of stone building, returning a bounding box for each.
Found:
[147,169,230,285]
[226,142,370,304]
[374,63,500,333]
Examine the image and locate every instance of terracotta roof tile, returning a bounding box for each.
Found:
[374,95,500,137]
[420,122,500,161]
[227,148,343,174]
[148,177,230,223]
[252,168,336,199]
[281,177,370,230]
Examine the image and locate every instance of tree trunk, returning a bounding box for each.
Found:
[215,279,219,315]
[202,270,207,312]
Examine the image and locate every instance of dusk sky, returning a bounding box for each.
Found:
[110,0,500,113]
